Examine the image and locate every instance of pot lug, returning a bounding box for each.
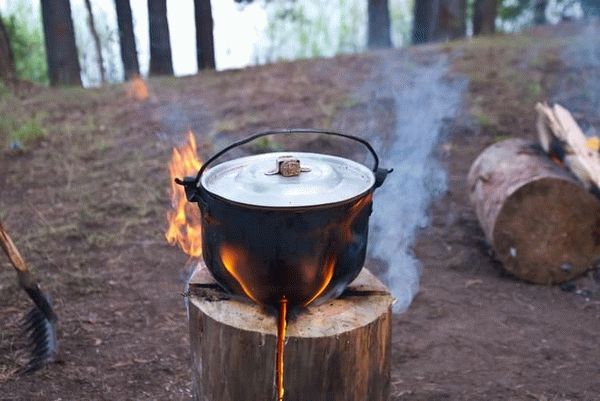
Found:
[374,168,393,189]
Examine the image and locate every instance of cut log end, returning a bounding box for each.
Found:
[187,261,393,401]
[469,138,600,284]
[494,177,600,283]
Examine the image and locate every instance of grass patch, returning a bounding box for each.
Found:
[7,118,46,148]
[452,30,563,138]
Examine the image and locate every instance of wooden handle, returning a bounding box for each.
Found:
[0,220,29,273]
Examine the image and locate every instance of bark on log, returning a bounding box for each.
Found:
[187,261,392,401]
[468,138,600,284]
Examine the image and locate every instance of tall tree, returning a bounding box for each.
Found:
[0,14,16,81]
[148,0,173,75]
[413,0,466,44]
[40,0,81,86]
[433,0,466,41]
[367,0,392,49]
[413,0,437,44]
[84,0,106,83]
[473,0,497,35]
[580,0,600,17]
[194,0,216,70]
[533,0,547,25]
[115,0,139,80]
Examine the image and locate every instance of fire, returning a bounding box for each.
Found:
[276,297,288,401]
[127,74,149,101]
[219,244,259,304]
[303,251,336,307]
[166,131,203,257]
[587,136,600,152]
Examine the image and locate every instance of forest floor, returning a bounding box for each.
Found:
[1,20,600,401]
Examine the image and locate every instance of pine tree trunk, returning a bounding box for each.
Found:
[534,0,547,25]
[473,0,497,35]
[432,0,466,41]
[148,0,173,76]
[413,0,466,44]
[115,0,139,80]
[580,0,600,17]
[413,0,438,44]
[367,0,392,49]
[0,14,15,81]
[84,0,106,83]
[40,0,82,86]
[194,0,216,70]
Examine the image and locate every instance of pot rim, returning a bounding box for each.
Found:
[199,151,376,208]
[199,184,374,211]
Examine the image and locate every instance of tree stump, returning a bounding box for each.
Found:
[468,138,600,284]
[187,261,393,401]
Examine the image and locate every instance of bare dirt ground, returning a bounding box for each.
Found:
[1,21,599,401]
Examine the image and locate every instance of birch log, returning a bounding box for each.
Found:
[468,138,600,284]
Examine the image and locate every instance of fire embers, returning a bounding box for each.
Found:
[126,74,149,101]
[166,131,203,257]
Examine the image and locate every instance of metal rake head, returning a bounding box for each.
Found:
[19,290,58,374]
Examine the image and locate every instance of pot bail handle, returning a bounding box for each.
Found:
[190,128,391,188]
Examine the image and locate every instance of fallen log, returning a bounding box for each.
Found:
[468,138,600,284]
[187,261,393,401]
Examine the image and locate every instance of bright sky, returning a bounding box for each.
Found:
[0,0,268,77]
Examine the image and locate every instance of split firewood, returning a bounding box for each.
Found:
[468,138,600,284]
[536,102,600,196]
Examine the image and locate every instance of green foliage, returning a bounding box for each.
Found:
[8,117,46,146]
[498,0,531,21]
[0,81,9,97]
[1,5,48,84]
[0,89,46,150]
[259,0,367,62]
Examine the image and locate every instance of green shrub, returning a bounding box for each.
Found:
[1,4,48,84]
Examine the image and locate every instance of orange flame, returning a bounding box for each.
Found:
[587,136,600,152]
[303,251,336,307]
[276,297,288,401]
[219,244,260,304]
[166,131,203,257]
[127,74,149,101]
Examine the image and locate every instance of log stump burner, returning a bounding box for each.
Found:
[187,261,393,401]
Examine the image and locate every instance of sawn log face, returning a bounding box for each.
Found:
[468,138,600,283]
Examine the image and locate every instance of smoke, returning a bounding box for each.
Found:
[553,20,600,133]
[362,53,465,312]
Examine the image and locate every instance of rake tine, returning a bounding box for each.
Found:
[20,308,37,324]
[0,220,59,373]
[19,304,58,373]
[21,310,44,333]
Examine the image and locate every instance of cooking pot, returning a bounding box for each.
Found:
[177,129,391,308]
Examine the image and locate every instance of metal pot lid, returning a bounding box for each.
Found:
[200,152,375,207]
